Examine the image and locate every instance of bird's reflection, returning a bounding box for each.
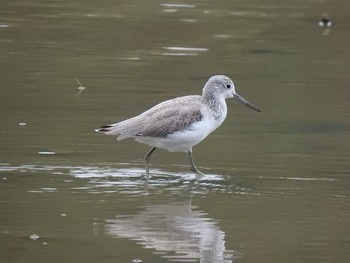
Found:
[105,202,234,262]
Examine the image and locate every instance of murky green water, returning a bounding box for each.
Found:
[1,0,349,262]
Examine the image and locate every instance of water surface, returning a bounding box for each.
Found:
[1,0,349,262]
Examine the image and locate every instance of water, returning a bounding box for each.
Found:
[1,0,349,262]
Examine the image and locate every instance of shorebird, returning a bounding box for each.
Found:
[96,75,261,179]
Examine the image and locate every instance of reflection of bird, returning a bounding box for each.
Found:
[96,75,261,179]
[105,203,234,262]
[318,13,332,28]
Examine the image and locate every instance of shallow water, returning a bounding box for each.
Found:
[1,0,350,262]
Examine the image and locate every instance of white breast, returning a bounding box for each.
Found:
[135,105,227,152]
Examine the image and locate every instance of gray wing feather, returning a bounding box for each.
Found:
[138,106,203,137]
[96,95,203,139]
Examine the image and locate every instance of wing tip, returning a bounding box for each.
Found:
[95,125,113,133]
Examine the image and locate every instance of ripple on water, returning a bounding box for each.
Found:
[69,165,243,196]
[4,163,344,200]
[1,163,345,199]
[0,163,249,196]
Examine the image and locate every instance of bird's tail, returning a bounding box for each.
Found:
[95,119,141,140]
[95,125,114,133]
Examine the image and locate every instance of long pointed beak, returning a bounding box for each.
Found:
[233,93,261,112]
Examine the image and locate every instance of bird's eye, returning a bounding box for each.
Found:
[225,84,231,89]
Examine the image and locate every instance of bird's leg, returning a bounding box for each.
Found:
[188,149,204,178]
[144,147,157,181]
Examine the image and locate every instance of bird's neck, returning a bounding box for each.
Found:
[203,95,227,121]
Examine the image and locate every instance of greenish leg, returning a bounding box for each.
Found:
[188,149,204,177]
[144,147,157,181]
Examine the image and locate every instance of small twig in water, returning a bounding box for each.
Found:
[75,79,86,97]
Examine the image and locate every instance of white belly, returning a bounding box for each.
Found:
[134,116,223,152]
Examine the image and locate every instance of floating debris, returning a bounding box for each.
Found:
[29,233,40,241]
[160,46,208,56]
[181,19,197,23]
[38,150,56,155]
[160,3,195,8]
[163,46,208,52]
[160,52,198,56]
[41,188,57,192]
[162,9,178,13]
[75,79,86,97]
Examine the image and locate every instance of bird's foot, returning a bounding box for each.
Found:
[191,167,205,179]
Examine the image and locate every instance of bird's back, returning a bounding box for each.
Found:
[96,95,205,140]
